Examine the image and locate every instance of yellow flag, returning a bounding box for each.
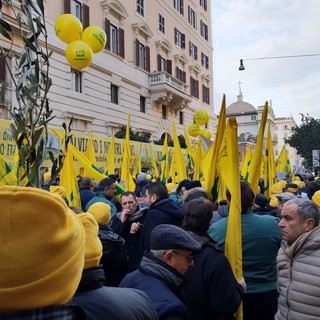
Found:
[247,101,268,195]
[172,123,187,182]
[105,135,115,176]
[149,143,159,178]
[202,94,226,201]
[276,145,292,176]
[160,131,169,184]
[169,149,176,184]
[60,149,81,209]
[264,123,277,198]
[137,145,142,174]
[184,127,194,176]
[218,117,243,320]
[120,114,135,191]
[0,154,17,186]
[193,138,201,181]
[240,146,252,179]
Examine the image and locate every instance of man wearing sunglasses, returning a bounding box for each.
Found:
[120,224,201,320]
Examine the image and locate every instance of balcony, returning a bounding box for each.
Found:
[149,72,191,113]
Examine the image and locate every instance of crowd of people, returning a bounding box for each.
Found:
[1,170,320,319]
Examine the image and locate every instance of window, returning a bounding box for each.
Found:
[189,42,198,60]
[175,67,186,83]
[284,125,288,130]
[105,19,125,58]
[65,0,90,28]
[174,0,184,15]
[202,85,210,104]
[275,150,279,156]
[188,6,196,28]
[201,53,209,69]
[157,54,172,74]
[200,0,207,11]
[111,84,119,104]
[251,115,256,120]
[162,105,167,119]
[71,69,82,93]
[158,13,165,34]
[136,0,144,16]
[140,96,146,113]
[174,28,185,49]
[190,77,199,98]
[200,20,208,40]
[179,111,184,125]
[135,39,150,72]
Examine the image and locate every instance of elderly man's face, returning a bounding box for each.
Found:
[278,202,314,245]
[165,249,194,275]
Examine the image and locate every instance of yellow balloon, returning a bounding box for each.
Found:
[65,40,93,70]
[201,128,212,140]
[194,110,209,126]
[55,14,83,44]
[188,124,201,137]
[82,25,107,53]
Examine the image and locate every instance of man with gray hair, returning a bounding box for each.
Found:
[276,198,320,320]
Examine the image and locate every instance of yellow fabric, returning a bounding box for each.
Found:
[0,186,85,312]
[312,191,320,207]
[87,202,111,225]
[276,145,291,175]
[278,180,287,188]
[160,131,169,184]
[0,154,17,186]
[240,145,252,179]
[166,182,177,193]
[293,180,304,189]
[269,195,279,207]
[85,131,97,178]
[247,102,268,195]
[49,185,67,198]
[43,172,51,181]
[293,175,301,181]
[271,182,283,195]
[172,122,187,182]
[149,143,159,178]
[78,212,102,270]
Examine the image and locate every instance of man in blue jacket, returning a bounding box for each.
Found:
[120,224,201,320]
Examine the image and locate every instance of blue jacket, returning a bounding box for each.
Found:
[208,210,282,293]
[120,253,190,320]
[85,192,117,220]
[79,187,95,211]
[140,198,184,254]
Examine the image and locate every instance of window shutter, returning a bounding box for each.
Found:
[196,80,199,98]
[157,54,161,71]
[82,4,90,29]
[202,85,205,102]
[182,33,185,49]
[174,28,177,45]
[0,54,5,82]
[190,77,193,96]
[183,71,186,83]
[181,0,184,15]
[119,28,125,58]
[105,19,110,50]
[195,46,198,60]
[64,0,70,13]
[135,39,140,67]
[166,59,172,74]
[146,46,150,72]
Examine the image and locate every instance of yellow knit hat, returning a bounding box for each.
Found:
[312,190,320,207]
[78,212,103,270]
[269,195,279,208]
[49,185,66,198]
[87,202,111,225]
[0,186,85,312]
[293,180,305,189]
[278,180,288,188]
[271,182,283,194]
[293,175,301,181]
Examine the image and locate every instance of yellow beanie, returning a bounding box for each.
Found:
[293,175,301,181]
[293,180,305,189]
[78,212,103,270]
[312,190,320,207]
[269,195,279,208]
[43,172,51,181]
[271,183,283,194]
[87,202,111,225]
[0,186,85,312]
[166,182,177,193]
[50,185,66,198]
[278,180,287,188]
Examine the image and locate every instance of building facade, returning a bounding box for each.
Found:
[0,0,215,141]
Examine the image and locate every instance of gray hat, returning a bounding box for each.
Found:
[151,224,201,252]
[276,192,297,204]
[137,172,147,182]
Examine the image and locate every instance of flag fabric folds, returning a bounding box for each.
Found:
[240,146,252,180]
[0,154,17,186]
[160,131,169,184]
[172,123,187,182]
[276,145,292,177]
[149,143,159,178]
[105,135,115,176]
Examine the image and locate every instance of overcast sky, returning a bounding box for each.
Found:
[211,0,320,124]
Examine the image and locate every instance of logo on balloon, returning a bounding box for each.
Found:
[194,110,209,126]
[188,124,201,137]
[201,128,212,140]
[55,15,107,70]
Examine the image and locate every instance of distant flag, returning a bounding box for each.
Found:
[137,144,142,174]
[169,149,177,184]
[120,114,135,191]
[60,147,81,209]
[247,101,268,195]
[218,117,243,320]
[240,146,252,179]
[160,131,169,184]
[184,127,194,176]
[0,154,17,186]
[264,123,277,198]
[193,138,201,181]
[276,145,292,177]
[149,143,159,178]
[172,123,187,182]
[105,135,115,176]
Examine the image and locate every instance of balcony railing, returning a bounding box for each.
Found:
[150,72,188,93]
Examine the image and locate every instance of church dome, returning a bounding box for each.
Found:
[226,90,256,115]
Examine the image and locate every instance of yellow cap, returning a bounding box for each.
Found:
[271,182,283,194]
[269,195,279,208]
[49,185,66,198]
[87,202,111,225]
[312,190,320,207]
